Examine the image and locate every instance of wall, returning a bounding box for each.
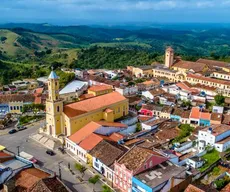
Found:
[132,176,152,192]
[199,119,210,126]
[67,100,129,135]
[113,163,133,192]
[9,102,23,114]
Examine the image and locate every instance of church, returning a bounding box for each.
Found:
[45,70,129,137]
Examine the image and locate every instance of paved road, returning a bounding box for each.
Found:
[0,120,104,192]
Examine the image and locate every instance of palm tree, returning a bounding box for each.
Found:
[75,162,87,180]
[88,175,100,192]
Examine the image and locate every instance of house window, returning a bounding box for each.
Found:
[57,106,60,112]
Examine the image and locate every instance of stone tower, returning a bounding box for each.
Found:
[46,69,64,137]
[165,47,174,68]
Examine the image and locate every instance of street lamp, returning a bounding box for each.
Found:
[58,161,63,180]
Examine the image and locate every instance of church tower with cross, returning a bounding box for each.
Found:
[46,69,64,137]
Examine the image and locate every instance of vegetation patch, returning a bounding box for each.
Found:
[199,149,220,172]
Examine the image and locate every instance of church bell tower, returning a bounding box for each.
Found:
[165,47,174,68]
[46,69,63,137]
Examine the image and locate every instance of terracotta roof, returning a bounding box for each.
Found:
[34,96,42,104]
[181,110,191,118]
[109,132,124,142]
[96,121,127,128]
[30,177,69,192]
[34,88,44,95]
[63,91,127,118]
[172,107,184,116]
[192,84,217,92]
[15,168,50,190]
[225,97,230,104]
[138,115,153,122]
[200,112,211,120]
[88,85,113,92]
[220,182,230,192]
[176,82,199,93]
[211,113,222,122]
[190,107,200,119]
[0,94,35,104]
[173,60,207,72]
[149,88,165,96]
[161,106,173,114]
[187,73,230,86]
[197,58,229,69]
[222,114,230,125]
[79,133,103,151]
[89,140,127,167]
[118,146,167,172]
[124,138,144,147]
[79,93,95,100]
[68,122,101,144]
[202,124,230,136]
[141,104,163,112]
[155,128,180,143]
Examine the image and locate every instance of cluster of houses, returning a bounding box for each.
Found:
[2,47,230,191]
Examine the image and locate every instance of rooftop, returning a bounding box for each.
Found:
[0,94,35,104]
[187,73,230,86]
[48,71,59,79]
[211,113,223,122]
[118,146,167,172]
[197,58,230,69]
[217,135,230,144]
[202,124,230,136]
[59,80,87,95]
[68,121,101,144]
[134,161,186,189]
[173,60,207,72]
[63,91,127,118]
[14,167,50,190]
[88,85,113,92]
[185,184,205,192]
[0,158,30,170]
[89,140,127,167]
[79,133,103,151]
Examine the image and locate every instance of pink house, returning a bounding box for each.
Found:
[113,146,168,192]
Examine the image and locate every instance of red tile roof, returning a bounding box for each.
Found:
[190,107,200,119]
[15,168,50,190]
[68,122,101,144]
[185,184,205,192]
[220,182,230,192]
[63,91,127,118]
[187,73,230,86]
[88,85,113,92]
[176,82,199,93]
[34,88,44,95]
[79,133,103,151]
[0,94,35,104]
[96,121,128,128]
[203,124,230,136]
[197,58,229,68]
[79,93,95,100]
[109,132,124,142]
[200,112,211,120]
[173,60,207,72]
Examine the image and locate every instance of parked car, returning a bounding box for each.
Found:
[46,149,55,156]
[8,129,17,134]
[17,125,27,131]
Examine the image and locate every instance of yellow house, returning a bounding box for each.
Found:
[9,101,23,114]
[88,85,113,96]
[45,70,129,137]
[127,66,153,77]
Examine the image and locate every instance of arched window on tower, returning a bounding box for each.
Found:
[57,106,60,112]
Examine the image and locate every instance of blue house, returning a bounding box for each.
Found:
[132,161,188,192]
[0,104,9,115]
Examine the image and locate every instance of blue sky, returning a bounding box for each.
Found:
[1,0,230,24]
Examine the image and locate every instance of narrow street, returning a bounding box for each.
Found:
[0,120,105,192]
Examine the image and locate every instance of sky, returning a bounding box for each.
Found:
[1,0,230,25]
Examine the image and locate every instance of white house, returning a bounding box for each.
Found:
[198,124,230,152]
[186,156,205,169]
[115,86,138,96]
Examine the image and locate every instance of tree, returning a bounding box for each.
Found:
[136,122,142,132]
[214,94,225,106]
[75,163,87,179]
[0,37,7,42]
[102,185,113,192]
[88,175,100,192]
